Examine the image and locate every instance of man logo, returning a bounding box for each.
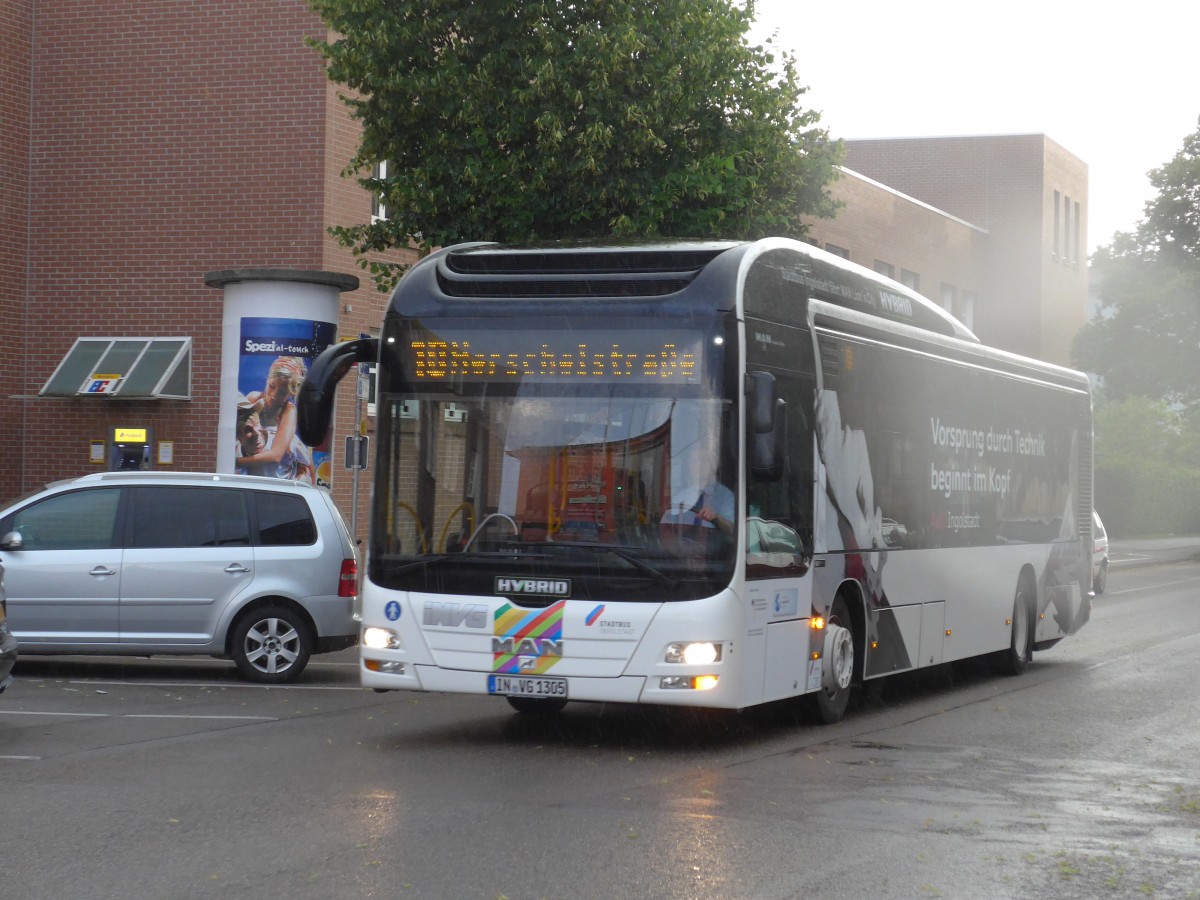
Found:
[494,577,571,597]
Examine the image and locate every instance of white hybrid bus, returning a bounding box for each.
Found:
[299,238,1094,723]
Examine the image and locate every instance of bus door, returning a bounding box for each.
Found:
[743,367,817,704]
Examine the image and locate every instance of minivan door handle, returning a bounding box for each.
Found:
[224,563,252,574]
[89,566,116,577]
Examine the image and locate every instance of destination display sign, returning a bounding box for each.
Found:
[402,328,705,383]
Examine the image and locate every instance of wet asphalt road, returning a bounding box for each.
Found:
[1,544,1198,899]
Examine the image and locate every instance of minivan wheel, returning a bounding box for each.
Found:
[232,605,313,684]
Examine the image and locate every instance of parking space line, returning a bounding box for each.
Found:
[67,679,364,691]
[0,710,106,717]
[0,710,276,721]
[1,755,41,760]
[126,714,275,720]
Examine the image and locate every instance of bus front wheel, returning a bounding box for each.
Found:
[809,596,855,724]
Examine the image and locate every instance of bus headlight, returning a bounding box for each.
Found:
[362,627,402,650]
[665,642,722,665]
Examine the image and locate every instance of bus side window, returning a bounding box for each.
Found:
[745,371,814,561]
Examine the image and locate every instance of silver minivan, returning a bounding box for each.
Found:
[0,472,358,683]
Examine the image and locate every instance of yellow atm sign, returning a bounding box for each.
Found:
[114,428,148,443]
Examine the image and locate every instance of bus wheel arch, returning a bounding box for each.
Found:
[809,585,863,724]
[995,566,1037,676]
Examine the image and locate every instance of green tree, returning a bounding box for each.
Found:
[1073,119,1200,409]
[1092,396,1179,468]
[309,0,842,289]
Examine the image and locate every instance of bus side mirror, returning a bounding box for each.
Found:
[297,338,379,446]
[748,371,785,482]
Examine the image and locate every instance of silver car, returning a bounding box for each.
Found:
[1092,510,1109,595]
[0,563,15,694]
[0,472,358,683]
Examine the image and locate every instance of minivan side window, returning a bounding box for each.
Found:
[129,487,251,548]
[254,492,316,546]
[4,488,121,550]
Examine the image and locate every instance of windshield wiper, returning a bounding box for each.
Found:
[609,548,680,588]
[385,544,679,589]
[387,554,459,575]
[387,550,532,576]
[541,542,679,588]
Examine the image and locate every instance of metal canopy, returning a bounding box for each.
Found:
[40,337,191,399]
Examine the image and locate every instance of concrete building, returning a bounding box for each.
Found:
[806,134,1089,367]
[1,3,1088,535]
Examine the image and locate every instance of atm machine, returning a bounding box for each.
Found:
[108,426,153,471]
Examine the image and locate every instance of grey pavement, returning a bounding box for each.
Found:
[1109,533,1200,569]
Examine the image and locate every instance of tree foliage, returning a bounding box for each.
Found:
[1092,396,1200,537]
[1093,396,1181,468]
[1073,119,1200,410]
[309,0,843,289]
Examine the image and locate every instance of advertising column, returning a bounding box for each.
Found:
[205,269,359,486]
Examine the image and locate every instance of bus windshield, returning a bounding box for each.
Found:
[369,325,738,602]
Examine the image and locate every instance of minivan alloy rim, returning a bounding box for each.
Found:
[244,617,301,674]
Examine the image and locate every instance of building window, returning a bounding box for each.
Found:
[1052,190,1061,259]
[825,243,850,260]
[900,269,920,292]
[956,291,977,330]
[1063,195,1071,264]
[873,260,895,279]
[371,161,389,222]
[940,283,957,315]
[1080,200,1089,266]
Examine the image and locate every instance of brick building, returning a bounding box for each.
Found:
[1,2,1088,536]
[0,0,405,527]
[806,134,1088,366]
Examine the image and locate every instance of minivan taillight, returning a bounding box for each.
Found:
[338,558,358,598]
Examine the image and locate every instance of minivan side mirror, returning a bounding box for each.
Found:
[0,530,23,550]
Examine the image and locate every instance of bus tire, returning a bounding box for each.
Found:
[809,595,855,724]
[506,696,568,715]
[995,580,1035,676]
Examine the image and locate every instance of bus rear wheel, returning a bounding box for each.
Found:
[506,696,568,715]
[995,581,1035,676]
[809,596,855,724]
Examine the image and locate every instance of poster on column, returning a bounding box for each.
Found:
[235,317,337,488]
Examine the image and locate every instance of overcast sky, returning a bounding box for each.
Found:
[749,0,1198,254]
